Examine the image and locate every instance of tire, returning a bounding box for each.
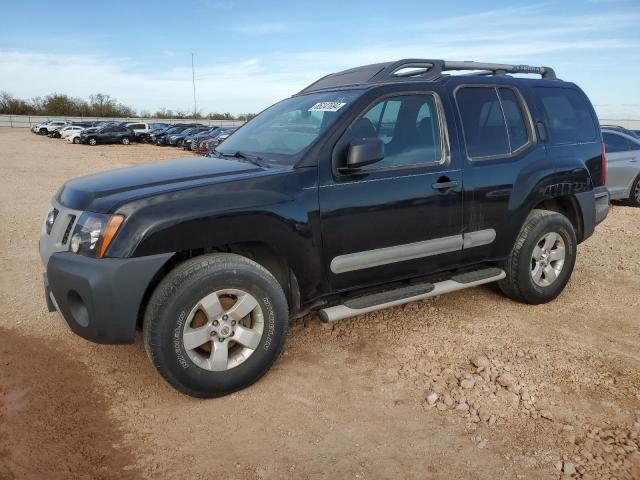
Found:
[40,129,48,135]
[626,175,640,207]
[121,137,130,145]
[88,137,97,146]
[143,253,289,398]
[177,140,183,148]
[73,137,80,144]
[498,209,577,305]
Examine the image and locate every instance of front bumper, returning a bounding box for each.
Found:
[45,252,172,344]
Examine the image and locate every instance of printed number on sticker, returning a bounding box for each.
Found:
[308,102,346,112]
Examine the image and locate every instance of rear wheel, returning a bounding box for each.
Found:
[121,137,130,145]
[498,209,577,304]
[73,137,80,144]
[627,175,640,207]
[144,253,289,398]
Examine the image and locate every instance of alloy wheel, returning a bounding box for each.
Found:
[530,232,566,287]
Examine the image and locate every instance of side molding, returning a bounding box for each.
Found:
[330,229,496,274]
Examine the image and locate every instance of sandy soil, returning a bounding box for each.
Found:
[0,128,638,479]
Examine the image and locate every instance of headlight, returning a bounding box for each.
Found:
[45,209,58,235]
[69,212,124,258]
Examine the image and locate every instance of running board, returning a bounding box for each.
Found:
[318,267,505,323]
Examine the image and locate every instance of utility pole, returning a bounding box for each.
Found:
[191,52,197,117]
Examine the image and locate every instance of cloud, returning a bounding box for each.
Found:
[1,4,638,117]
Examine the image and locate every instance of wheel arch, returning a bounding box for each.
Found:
[533,195,584,242]
[136,242,302,329]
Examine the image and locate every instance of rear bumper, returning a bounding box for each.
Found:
[574,186,609,242]
[594,186,609,225]
[45,252,172,344]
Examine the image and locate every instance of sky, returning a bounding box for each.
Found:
[0,0,639,118]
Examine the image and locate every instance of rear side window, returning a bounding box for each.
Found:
[456,86,531,159]
[128,123,145,129]
[603,132,631,153]
[535,87,597,144]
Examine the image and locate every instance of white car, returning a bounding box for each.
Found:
[67,131,84,144]
[36,121,68,135]
[124,122,152,139]
[603,127,640,207]
[60,125,85,139]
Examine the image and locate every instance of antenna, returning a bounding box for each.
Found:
[191,53,197,117]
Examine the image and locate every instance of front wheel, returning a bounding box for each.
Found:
[88,137,97,146]
[121,137,130,145]
[144,253,289,398]
[627,175,640,207]
[498,209,577,305]
[73,137,80,144]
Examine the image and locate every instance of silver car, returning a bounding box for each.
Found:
[603,127,640,206]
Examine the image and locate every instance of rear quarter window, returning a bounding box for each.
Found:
[535,87,597,144]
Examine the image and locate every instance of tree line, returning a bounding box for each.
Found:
[0,91,255,121]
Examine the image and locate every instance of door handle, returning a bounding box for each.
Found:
[432,180,458,190]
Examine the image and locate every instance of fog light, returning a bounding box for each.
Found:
[70,233,81,253]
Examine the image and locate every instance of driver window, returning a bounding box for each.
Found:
[354,94,443,171]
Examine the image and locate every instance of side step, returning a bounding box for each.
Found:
[318,267,505,323]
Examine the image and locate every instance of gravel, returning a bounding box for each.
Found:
[1,129,639,479]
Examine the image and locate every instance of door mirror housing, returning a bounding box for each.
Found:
[341,138,385,173]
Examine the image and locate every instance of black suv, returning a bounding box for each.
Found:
[40,59,609,397]
[79,125,135,145]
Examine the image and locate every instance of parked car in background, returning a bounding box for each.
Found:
[204,127,237,154]
[59,125,85,139]
[79,125,134,145]
[196,127,234,154]
[167,126,210,147]
[153,124,202,145]
[601,125,640,140]
[185,127,221,151]
[124,122,170,141]
[603,126,640,206]
[36,121,68,135]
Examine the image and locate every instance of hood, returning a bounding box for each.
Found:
[56,156,263,213]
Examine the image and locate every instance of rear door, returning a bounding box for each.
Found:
[318,90,463,292]
[451,83,549,265]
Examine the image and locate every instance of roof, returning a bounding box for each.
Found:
[299,59,558,94]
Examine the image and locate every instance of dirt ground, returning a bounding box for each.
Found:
[0,128,638,479]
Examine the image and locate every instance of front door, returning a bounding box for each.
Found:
[319,92,463,292]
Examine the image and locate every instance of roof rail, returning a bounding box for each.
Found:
[299,59,557,93]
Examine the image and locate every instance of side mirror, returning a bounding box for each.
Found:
[341,138,385,173]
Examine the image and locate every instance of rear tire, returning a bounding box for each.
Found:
[498,209,577,305]
[122,137,130,145]
[143,253,289,398]
[73,137,80,144]
[626,175,640,207]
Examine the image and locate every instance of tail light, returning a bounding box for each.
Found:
[601,142,607,185]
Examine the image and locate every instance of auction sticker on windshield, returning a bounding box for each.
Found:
[308,102,347,112]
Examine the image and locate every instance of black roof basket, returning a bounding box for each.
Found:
[299,59,557,94]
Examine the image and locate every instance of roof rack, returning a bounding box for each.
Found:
[299,59,557,93]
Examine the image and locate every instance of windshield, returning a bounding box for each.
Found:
[216,89,364,164]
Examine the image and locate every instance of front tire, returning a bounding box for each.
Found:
[498,209,577,305]
[73,137,80,144]
[626,175,640,207]
[143,253,289,398]
[88,137,97,146]
[122,137,130,145]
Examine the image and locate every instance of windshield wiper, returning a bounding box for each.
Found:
[220,150,269,168]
